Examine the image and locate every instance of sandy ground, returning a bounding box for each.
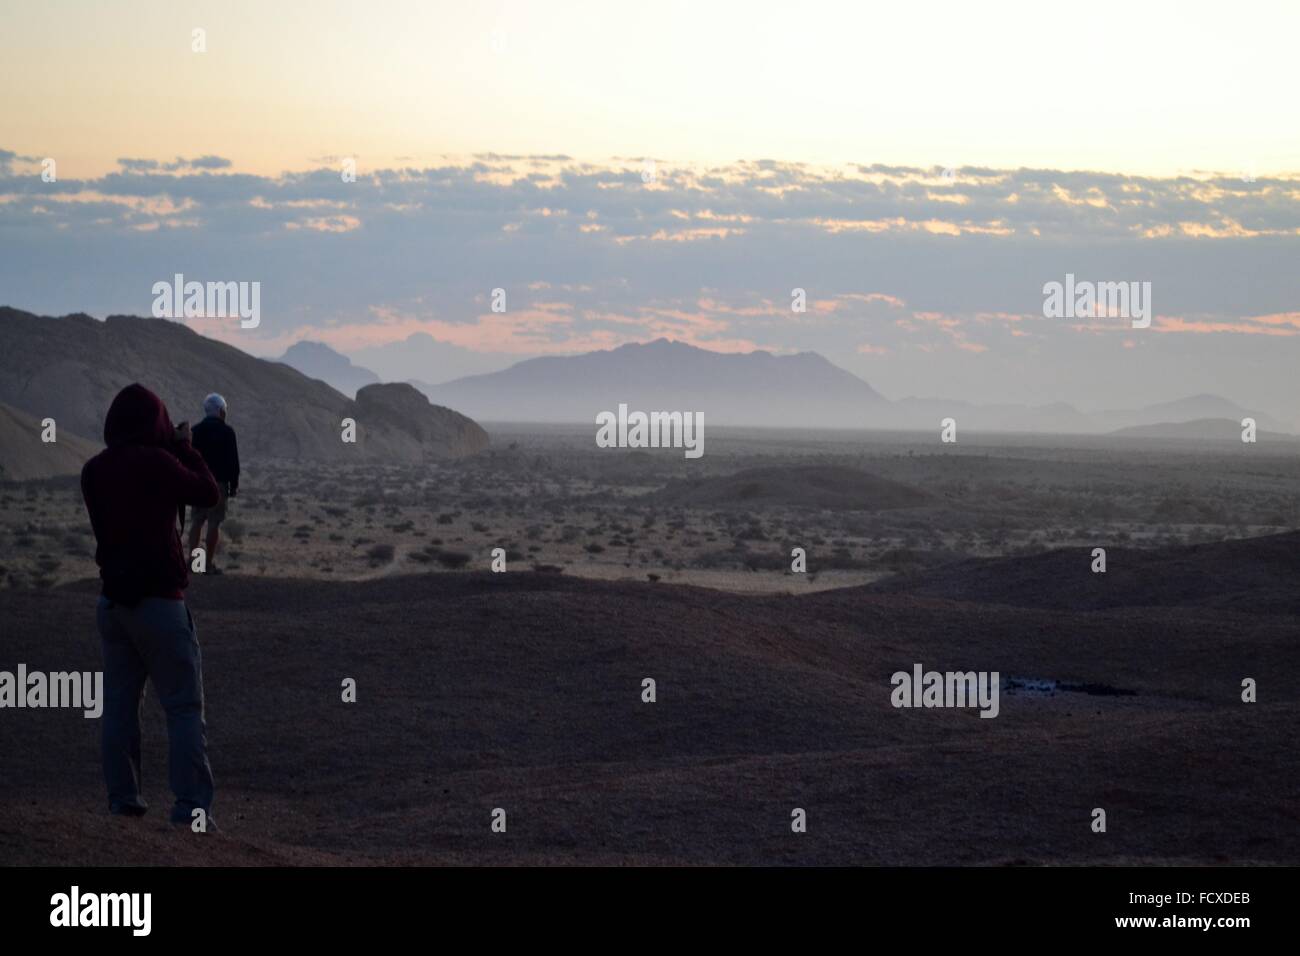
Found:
[2,438,1297,865]
[1,538,1296,866]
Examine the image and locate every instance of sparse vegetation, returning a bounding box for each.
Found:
[4,427,1297,592]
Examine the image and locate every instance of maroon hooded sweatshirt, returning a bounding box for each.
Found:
[81,384,220,605]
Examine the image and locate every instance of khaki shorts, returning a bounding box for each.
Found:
[190,486,229,529]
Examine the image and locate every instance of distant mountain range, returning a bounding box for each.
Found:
[414,338,886,428]
[1095,395,1288,433]
[0,308,489,475]
[277,341,379,397]
[2,312,1288,455]
[409,336,1289,434]
[352,332,513,387]
[887,392,1286,435]
[1107,418,1299,442]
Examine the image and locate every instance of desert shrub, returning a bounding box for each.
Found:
[366,543,395,564]
[693,548,749,570]
[817,547,872,570]
[873,548,929,571]
[434,550,470,569]
[739,550,786,571]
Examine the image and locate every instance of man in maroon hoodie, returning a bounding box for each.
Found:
[81,384,221,828]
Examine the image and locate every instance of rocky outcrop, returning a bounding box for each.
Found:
[0,307,489,463]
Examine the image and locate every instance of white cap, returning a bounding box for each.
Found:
[203,393,227,417]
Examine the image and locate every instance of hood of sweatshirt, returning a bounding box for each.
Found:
[103,383,175,448]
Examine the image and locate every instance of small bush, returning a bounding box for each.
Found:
[366,543,395,564]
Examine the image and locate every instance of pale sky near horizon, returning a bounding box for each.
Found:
[3,0,1299,178]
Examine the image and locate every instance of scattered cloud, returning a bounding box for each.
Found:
[2,152,1298,413]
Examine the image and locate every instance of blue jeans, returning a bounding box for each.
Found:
[97,596,214,823]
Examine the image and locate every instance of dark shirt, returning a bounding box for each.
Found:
[81,384,219,605]
[192,415,240,493]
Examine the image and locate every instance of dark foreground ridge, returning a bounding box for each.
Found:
[1,532,1295,865]
[864,529,1300,613]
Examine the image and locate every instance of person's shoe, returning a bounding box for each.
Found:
[207,565,224,576]
[109,801,148,817]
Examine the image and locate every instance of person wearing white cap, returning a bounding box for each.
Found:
[187,393,240,575]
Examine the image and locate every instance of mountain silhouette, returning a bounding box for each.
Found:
[0,307,488,461]
[1093,394,1286,433]
[412,337,1285,433]
[1108,418,1298,442]
[414,338,885,426]
[277,340,380,397]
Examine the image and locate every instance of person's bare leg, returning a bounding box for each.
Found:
[205,526,220,566]
[187,520,204,560]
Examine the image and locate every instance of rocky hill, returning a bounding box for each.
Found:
[0,308,489,463]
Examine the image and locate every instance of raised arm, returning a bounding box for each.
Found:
[162,439,221,507]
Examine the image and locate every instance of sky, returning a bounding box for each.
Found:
[2,0,1298,420]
